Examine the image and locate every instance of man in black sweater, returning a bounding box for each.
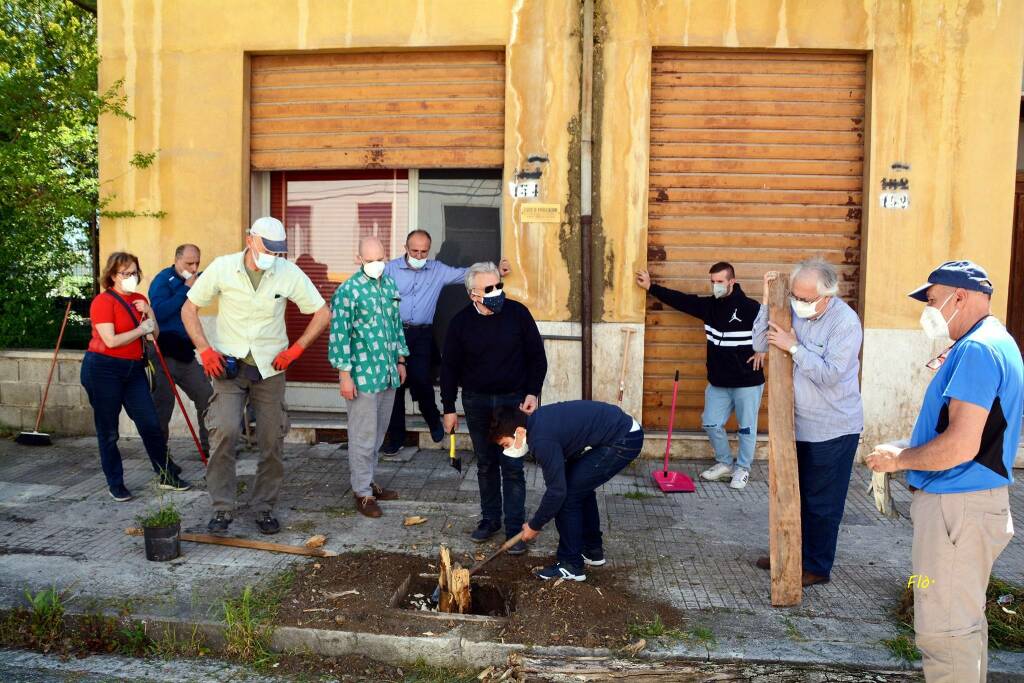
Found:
[441,262,547,555]
[637,261,764,489]
[489,400,644,581]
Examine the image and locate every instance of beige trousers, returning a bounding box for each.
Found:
[910,486,1014,683]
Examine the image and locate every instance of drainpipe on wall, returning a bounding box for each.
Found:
[580,0,594,400]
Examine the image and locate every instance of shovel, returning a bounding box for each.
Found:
[448,428,461,472]
[652,370,695,493]
[430,531,525,605]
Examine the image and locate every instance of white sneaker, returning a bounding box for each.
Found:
[729,468,750,489]
[701,462,733,481]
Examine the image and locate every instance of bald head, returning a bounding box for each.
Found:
[357,236,386,263]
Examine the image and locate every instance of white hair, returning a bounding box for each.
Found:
[464,261,500,293]
[792,258,839,297]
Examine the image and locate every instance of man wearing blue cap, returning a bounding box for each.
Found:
[867,260,1020,683]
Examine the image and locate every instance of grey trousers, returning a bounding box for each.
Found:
[150,355,212,454]
[345,388,396,498]
[206,371,287,513]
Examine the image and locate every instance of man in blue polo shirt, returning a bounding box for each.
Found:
[380,230,509,453]
[866,260,1019,683]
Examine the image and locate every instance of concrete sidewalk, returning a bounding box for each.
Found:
[0,436,1020,676]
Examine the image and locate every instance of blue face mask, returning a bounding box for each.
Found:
[481,290,505,314]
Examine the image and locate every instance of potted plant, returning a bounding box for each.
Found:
[137,503,181,562]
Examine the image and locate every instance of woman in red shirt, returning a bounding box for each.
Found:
[81,252,191,501]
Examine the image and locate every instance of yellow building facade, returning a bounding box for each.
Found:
[99,0,1024,448]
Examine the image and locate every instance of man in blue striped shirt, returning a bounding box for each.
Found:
[380,230,509,453]
[752,258,864,587]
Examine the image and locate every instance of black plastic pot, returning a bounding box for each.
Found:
[143,522,180,561]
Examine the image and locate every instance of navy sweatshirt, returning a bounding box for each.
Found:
[526,401,635,531]
[149,265,197,362]
[440,299,548,413]
[648,282,764,388]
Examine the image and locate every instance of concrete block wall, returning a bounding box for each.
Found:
[0,351,94,435]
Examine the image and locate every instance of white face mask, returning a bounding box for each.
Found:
[179,270,194,280]
[407,255,427,270]
[121,275,139,293]
[712,282,729,299]
[920,293,958,340]
[502,429,529,458]
[254,252,276,271]
[791,297,821,319]
[363,260,386,279]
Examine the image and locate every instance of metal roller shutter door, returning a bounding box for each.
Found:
[644,50,865,431]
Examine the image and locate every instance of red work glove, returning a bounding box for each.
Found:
[272,342,305,371]
[200,347,226,378]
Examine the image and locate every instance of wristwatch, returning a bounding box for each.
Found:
[788,344,800,356]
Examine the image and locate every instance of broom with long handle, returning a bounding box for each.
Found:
[17,301,73,446]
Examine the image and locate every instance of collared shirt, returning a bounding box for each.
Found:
[753,297,864,442]
[327,271,410,393]
[907,316,1022,493]
[149,265,191,339]
[383,257,466,326]
[186,250,325,379]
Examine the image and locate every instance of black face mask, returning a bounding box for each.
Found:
[480,290,506,314]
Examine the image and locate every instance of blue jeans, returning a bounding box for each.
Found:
[796,433,859,577]
[702,383,764,471]
[80,352,180,489]
[463,391,526,537]
[385,325,441,445]
[555,427,644,570]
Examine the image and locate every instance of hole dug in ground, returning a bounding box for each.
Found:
[392,573,514,621]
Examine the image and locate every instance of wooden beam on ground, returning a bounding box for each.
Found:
[123,528,337,557]
[767,274,802,606]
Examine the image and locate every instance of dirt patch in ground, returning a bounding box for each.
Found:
[276,550,684,649]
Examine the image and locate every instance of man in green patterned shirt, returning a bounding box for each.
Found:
[328,236,410,518]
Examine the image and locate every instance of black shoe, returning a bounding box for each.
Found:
[158,473,192,491]
[429,421,445,443]
[535,562,586,582]
[582,549,606,566]
[207,511,232,533]
[109,484,133,502]
[379,441,402,456]
[471,520,501,543]
[256,511,280,535]
[505,538,528,556]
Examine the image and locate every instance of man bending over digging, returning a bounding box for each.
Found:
[489,400,644,581]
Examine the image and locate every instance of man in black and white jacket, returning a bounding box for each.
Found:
[637,262,764,489]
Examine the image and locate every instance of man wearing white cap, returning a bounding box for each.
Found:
[867,260,1019,683]
[182,217,330,535]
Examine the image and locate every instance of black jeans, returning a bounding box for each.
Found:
[80,352,181,489]
[462,390,526,537]
[385,325,441,445]
[796,433,859,577]
[555,427,644,569]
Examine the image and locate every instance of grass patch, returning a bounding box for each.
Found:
[895,575,1024,652]
[782,616,804,641]
[289,519,316,534]
[324,505,354,518]
[150,623,210,659]
[136,503,181,529]
[882,632,921,663]
[621,490,657,500]
[685,625,717,647]
[402,657,478,683]
[627,614,685,641]
[222,570,295,668]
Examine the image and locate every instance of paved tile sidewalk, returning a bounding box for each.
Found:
[0,436,1020,672]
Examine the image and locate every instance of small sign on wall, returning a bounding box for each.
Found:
[879,191,910,209]
[509,181,540,198]
[520,203,561,223]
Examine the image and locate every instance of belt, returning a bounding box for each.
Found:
[403,323,432,329]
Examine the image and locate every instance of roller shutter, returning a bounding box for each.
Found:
[643,50,866,430]
[250,50,505,170]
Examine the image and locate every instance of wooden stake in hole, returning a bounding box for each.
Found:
[767,274,802,607]
[436,545,472,614]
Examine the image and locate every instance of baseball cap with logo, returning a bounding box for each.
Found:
[249,217,288,253]
[908,260,994,302]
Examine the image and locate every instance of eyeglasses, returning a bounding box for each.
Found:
[925,346,952,372]
[118,270,138,278]
[791,294,822,305]
[479,282,504,294]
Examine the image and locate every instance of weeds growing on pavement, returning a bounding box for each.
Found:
[402,657,478,683]
[222,570,294,668]
[118,619,153,657]
[882,632,921,663]
[628,614,685,641]
[621,490,657,500]
[151,623,210,659]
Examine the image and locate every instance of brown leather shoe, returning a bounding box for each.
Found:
[355,495,382,518]
[755,556,771,571]
[371,483,399,501]
[802,571,830,587]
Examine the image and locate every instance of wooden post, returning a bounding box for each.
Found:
[767,274,802,606]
